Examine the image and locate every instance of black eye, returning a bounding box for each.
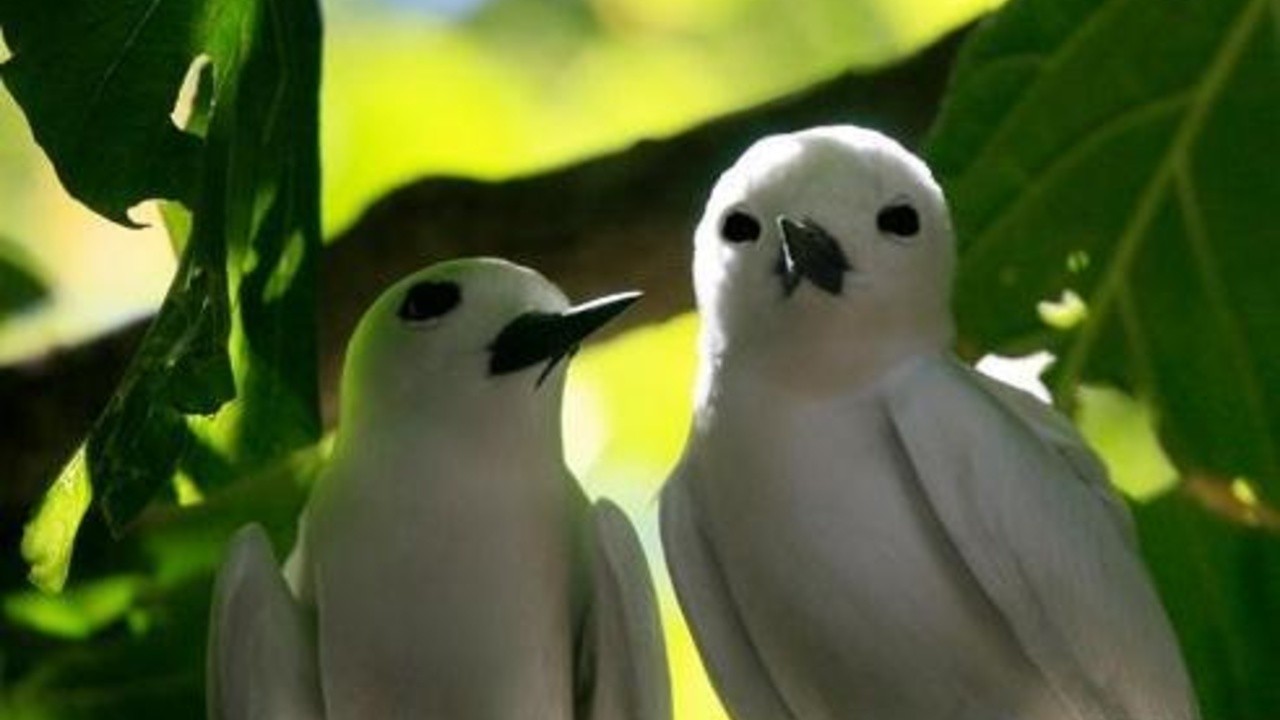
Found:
[721,211,762,243]
[876,203,920,238]
[398,280,461,322]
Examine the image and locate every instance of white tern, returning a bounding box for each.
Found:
[660,126,1199,720]
[208,258,671,720]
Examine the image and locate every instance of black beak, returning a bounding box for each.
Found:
[775,216,852,297]
[489,291,642,386]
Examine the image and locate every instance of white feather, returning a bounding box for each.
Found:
[886,354,1197,719]
[211,259,668,719]
[663,126,1198,720]
[207,524,323,720]
[581,500,672,720]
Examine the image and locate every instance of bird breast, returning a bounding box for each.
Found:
[304,448,580,719]
[691,379,1057,718]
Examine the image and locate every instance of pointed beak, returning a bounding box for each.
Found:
[489,291,642,386]
[776,216,853,297]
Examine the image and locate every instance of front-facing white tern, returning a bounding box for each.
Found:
[660,125,1199,720]
[208,258,671,720]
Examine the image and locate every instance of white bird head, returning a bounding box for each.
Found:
[337,257,639,443]
[693,125,957,390]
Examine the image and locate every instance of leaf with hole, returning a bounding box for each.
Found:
[0,0,233,226]
[13,0,322,591]
[926,0,1280,500]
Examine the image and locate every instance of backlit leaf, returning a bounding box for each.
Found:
[15,0,322,589]
[927,0,1280,499]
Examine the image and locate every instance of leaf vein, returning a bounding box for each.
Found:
[78,0,167,152]
[949,0,1134,184]
[962,90,1191,264]
[1174,167,1280,480]
[1052,0,1267,398]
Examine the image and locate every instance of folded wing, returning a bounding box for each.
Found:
[885,355,1198,720]
[579,500,673,720]
[208,523,324,720]
[660,473,795,720]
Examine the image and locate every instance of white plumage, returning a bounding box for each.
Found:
[209,258,669,720]
[661,126,1198,720]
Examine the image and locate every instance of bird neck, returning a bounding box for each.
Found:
[696,314,953,402]
[335,379,567,471]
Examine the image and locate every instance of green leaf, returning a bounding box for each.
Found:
[926,0,1280,498]
[136,440,325,587]
[1135,494,1280,719]
[22,448,93,593]
[3,442,324,716]
[1074,384,1178,500]
[84,247,236,530]
[18,0,322,589]
[91,0,322,528]
[3,575,143,640]
[0,575,211,720]
[0,235,46,318]
[0,0,232,226]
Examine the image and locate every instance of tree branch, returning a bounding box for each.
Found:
[0,25,969,545]
[321,28,968,408]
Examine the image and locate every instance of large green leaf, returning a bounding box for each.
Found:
[14,0,322,591]
[926,0,1280,498]
[0,0,230,226]
[1135,493,1280,719]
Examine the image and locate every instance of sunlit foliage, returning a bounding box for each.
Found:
[2,0,1278,717]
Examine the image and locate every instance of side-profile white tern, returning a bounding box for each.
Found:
[208,258,670,720]
[660,126,1199,720]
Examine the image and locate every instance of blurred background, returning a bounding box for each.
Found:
[0,2,996,713]
[9,0,1271,716]
[0,0,995,359]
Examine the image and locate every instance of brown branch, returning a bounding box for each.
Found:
[1181,473,1280,532]
[320,28,969,415]
[0,26,970,552]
